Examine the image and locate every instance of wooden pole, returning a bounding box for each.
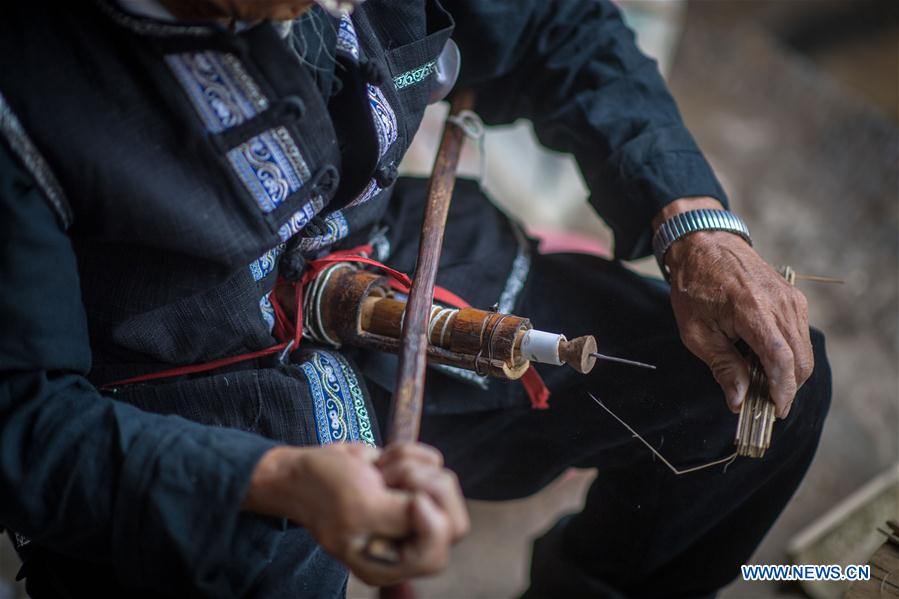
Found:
[386,90,476,444]
[366,92,476,599]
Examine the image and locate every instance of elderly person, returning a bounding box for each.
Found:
[0,1,830,597]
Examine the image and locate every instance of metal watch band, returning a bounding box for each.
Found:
[652,209,752,279]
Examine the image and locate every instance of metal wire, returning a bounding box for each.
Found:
[590,352,656,370]
[588,393,738,475]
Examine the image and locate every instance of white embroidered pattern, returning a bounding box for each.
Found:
[335,14,360,61]
[97,1,215,37]
[367,84,398,158]
[347,178,381,209]
[259,291,276,332]
[296,212,350,253]
[278,194,326,241]
[301,351,375,446]
[166,52,269,133]
[227,127,311,213]
[394,61,437,90]
[249,243,286,281]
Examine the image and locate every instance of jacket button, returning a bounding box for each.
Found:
[278,96,306,122]
[361,59,386,87]
[375,163,398,188]
[313,165,339,196]
[279,249,306,282]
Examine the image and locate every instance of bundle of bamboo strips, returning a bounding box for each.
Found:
[734,265,797,458]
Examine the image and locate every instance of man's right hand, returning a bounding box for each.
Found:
[241,442,467,586]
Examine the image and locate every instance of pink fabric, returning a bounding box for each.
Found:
[530,228,612,258]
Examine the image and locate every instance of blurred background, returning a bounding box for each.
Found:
[2,1,896,598]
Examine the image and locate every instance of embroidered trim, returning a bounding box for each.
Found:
[227,127,311,213]
[301,351,375,446]
[336,14,360,61]
[259,291,276,331]
[498,224,532,313]
[394,61,437,90]
[296,211,349,254]
[166,52,269,133]
[367,84,397,158]
[249,243,286,281]
[0,92,73,228]
[95,0,215,37]
[347,178,381,208]
[278,194,326,242]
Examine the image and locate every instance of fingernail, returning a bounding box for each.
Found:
[728,385,745,413]
[781,401,793,420]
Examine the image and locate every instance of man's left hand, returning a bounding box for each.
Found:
[656,198,814,419]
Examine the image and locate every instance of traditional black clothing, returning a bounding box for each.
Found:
[0,1,830,597]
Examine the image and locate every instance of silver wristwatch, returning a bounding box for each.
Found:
[652,208,752,280]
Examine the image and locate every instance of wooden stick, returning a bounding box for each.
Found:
[794,274,845,284]
[364,92,476,573]
[387,90,476,445]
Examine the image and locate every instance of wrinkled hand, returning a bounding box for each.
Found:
[242,442,467,586]
[376,443,469,541]
[658,198,814,418]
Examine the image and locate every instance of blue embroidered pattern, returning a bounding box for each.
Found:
[296,212,350,254]
[394,61,437,90]
[336,15,360,61]
[279,208,313,242]
[166,51,269,133]
[348,178,381,208]
[227,127,311,213]
[300,352,375,446]
[368,85,398,159]
[336,12,397,159]
[249,243,286,281]
[277,194,326,242]
[259,292,276,332]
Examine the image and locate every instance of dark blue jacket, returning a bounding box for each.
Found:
[0,1,726,596]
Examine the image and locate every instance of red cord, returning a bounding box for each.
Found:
[521,366,551,410]
[100,245,550,408]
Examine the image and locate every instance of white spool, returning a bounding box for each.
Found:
[519,330,565,366]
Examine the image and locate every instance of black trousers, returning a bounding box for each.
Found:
[405,252,831,598]
[16,181,831,598]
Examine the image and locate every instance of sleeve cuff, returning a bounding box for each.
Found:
[113,411,280,596]
[591,149,728,261]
